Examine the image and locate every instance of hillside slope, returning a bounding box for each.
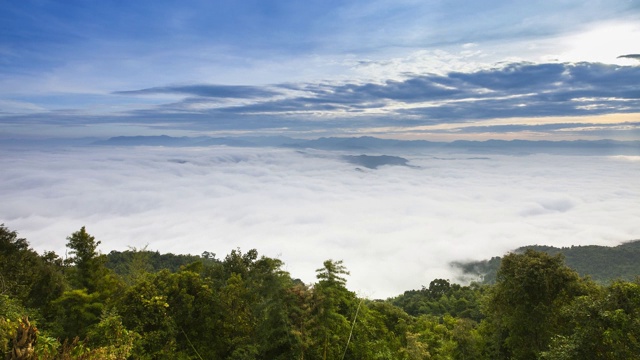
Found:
[453,240,640,283]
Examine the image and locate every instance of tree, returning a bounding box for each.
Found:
[0,224,44,301]
[50,289,104,339]
[341,300,408,359]
[309,260,356,359]
[118,271,180,359]
[451,317,482,360]
[390,281,485,321]
[0,225,67,311]
[66,227,108,294]
[541,280,640,360]
[214,248,300,359]
[244,256,298,359]
[427,279,451,299]
[483,250,585,360]
[29,251,67,310]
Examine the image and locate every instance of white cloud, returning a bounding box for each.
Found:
[553,22,640,65]
[1,146,638,298]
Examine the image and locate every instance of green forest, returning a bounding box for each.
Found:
[453,240,640,284]
[1,224,639,359]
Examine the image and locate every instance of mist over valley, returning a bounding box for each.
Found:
[2,140,638,298]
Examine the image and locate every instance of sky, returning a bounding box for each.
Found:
[1,2,640,297]
[1,0,640,140]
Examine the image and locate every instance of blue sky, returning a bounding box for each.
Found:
[1,0,640,140]
[2,1,640,296]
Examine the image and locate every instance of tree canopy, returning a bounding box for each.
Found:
[1,224,639,359]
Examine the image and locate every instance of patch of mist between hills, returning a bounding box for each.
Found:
[0,146,639,298]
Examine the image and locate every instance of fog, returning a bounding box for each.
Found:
[1,146,639,298]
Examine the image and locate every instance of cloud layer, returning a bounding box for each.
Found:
[2,1,639,140]
[2,62,640,140]
[1,146,638,298]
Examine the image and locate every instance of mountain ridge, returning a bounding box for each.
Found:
[453,239,640,284]
[88,135,640,155]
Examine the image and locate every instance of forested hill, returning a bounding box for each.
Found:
[105,249,216,274]
[2,224,640,359]
[453,239,640,284]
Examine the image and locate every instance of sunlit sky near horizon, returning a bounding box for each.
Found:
[1,0,640,140]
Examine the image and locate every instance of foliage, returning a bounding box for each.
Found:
[66,227,107,293]
[541,280,640,359]
[105,248,218,277]
[118,272,179,359]
[84,309,139,359]
[51,289,104,340]
[0,224,39,302]
[308,260,356,359]
[483,250,586,360]
[1,224,640,359]
[451,256,502,284]
[0,295,28,356]
[455,240,640,284]
[0,224,67,310]
[391,279,485,322]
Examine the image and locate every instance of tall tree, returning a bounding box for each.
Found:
[310,260,356,360]
[54,227,123,340]
[65,227,106,293]
[483,249,585,360]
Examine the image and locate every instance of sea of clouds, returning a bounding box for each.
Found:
[1,145,639,298]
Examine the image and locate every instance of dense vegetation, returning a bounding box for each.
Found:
[1,223,639,359]
[453,240,640,284]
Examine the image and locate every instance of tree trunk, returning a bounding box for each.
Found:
[9,316,37,360]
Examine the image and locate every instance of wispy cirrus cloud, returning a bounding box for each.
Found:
[2,1,640,139]
[2,61,639,139]
[114,84,281,99]
[105,62,640,135]
[115,62,640,116]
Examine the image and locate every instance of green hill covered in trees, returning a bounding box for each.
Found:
[1,223,639,359]
[453,240,640,284]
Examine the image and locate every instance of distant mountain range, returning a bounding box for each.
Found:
[2,135,639,155]
[90,135,640,155]
[92,135,302,148]
[453,240,640,284]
